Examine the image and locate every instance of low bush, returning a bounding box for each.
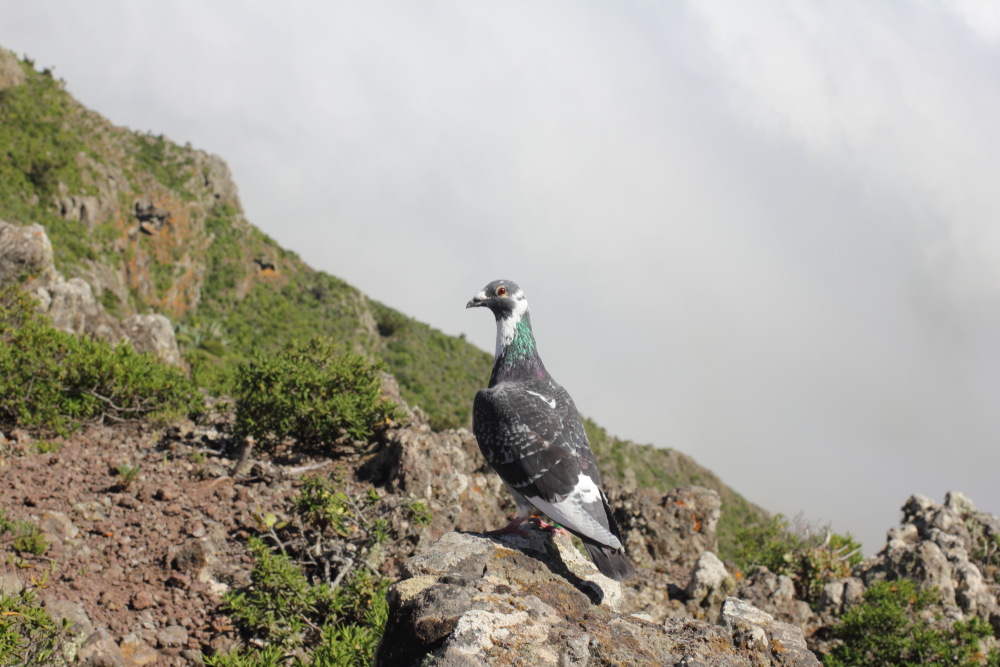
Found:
[731,514,863,603]
[0,285,204,434]
[0,587,71,666]
[823,578,1000,666]
[232,337,398,454]
[205,476,391,666]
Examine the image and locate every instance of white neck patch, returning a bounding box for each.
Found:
[494,292,528,359]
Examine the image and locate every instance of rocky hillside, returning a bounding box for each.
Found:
[0,43,764,544]
[7,41,997,666]
[4,394,998,664]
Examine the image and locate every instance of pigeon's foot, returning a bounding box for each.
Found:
[529,516,570,537]
[485,516,530,536]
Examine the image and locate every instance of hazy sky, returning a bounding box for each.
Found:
[3,1,1000,553]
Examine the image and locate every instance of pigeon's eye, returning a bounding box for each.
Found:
[496,286,508,297]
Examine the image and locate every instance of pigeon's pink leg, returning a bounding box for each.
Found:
[485,515,530,536]
[529,516,571,537]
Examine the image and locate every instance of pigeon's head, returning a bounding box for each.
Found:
[466,279,527,320]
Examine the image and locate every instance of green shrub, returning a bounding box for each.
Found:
[0,510,49,557]
[206,474,395,666]
[0,587,71,666]
[823,579,1000,666]
[224,537,320,647]
[232,338,398,454]
[0,285,204,434]
[732,514,863,604]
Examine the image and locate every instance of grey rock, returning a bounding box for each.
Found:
[721,597,821,666]
[945,491,977,514]
[735,567,812,629]
[121,313,182,366]
[857,491,1000,627]
[37,276,122,342]
[0,220,56,284]
[39,510,80,541]
[610,485,724,620]
[0,573,25,595]
[842,577,865,607]
[817,581,843,615]
[78,628,125,667]
[685,551,734,618]
[0,47,27,90]
[199,152,241,205]
[45,599,94,637]
[168,538,219,581]
[155,624,188,648]
[377,529,819,666]
[58,194,113,228]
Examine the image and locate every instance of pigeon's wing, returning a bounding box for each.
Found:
[472,382,622,551]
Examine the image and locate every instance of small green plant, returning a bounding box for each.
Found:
[224,536,318,646]
[207,475,394,665]
[0,587,72,666]
[406,498,433,527]
[189,450,207,464]
[295,477,389,546]
[209,536,389,667]
[0,511,49,558]
[732,514,862,604]
[232,337,398,454]
[33,440,61,454]
[114,464,141,489]
[823,578,1000,666]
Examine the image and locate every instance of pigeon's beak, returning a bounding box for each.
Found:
[466,291,488,309]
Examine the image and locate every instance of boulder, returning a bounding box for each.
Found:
[611,485,724,620]
[0,220,56,284]
[376,528,819,666]
[857,492,999,622]
[722,598,821,666]
[121,314,182,366]
[37,276,122,342]
[77,628,125,667]
[735,567,813,629]
[685,550,736,619]
[45,599,94,637]
[0,46,27,90]
[1,220,184,362]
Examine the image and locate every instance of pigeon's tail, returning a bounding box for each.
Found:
[584,542,636,581]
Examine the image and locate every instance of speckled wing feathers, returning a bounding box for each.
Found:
[473,380,619,550]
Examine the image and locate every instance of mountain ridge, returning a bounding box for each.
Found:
[0,43,764,548]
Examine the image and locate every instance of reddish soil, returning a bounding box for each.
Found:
[1,414,304,666]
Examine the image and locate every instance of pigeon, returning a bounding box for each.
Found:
[467,279,635,581]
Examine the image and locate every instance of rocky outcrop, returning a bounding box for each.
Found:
[0,220,56,284]
[376,528,817,666]
[853,491,1000,626]
[0,219,182,364]
[34,276,124,343]
[0,46,26,90]
[121,314,182,366]
[735,567,813,629]
[721,491,1000,657]
[612,485,727,620]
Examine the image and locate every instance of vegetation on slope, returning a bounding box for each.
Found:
[824,579,1000,667]
[0,51,488,430]
[0,47,764,560]
[0,284,204,434]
